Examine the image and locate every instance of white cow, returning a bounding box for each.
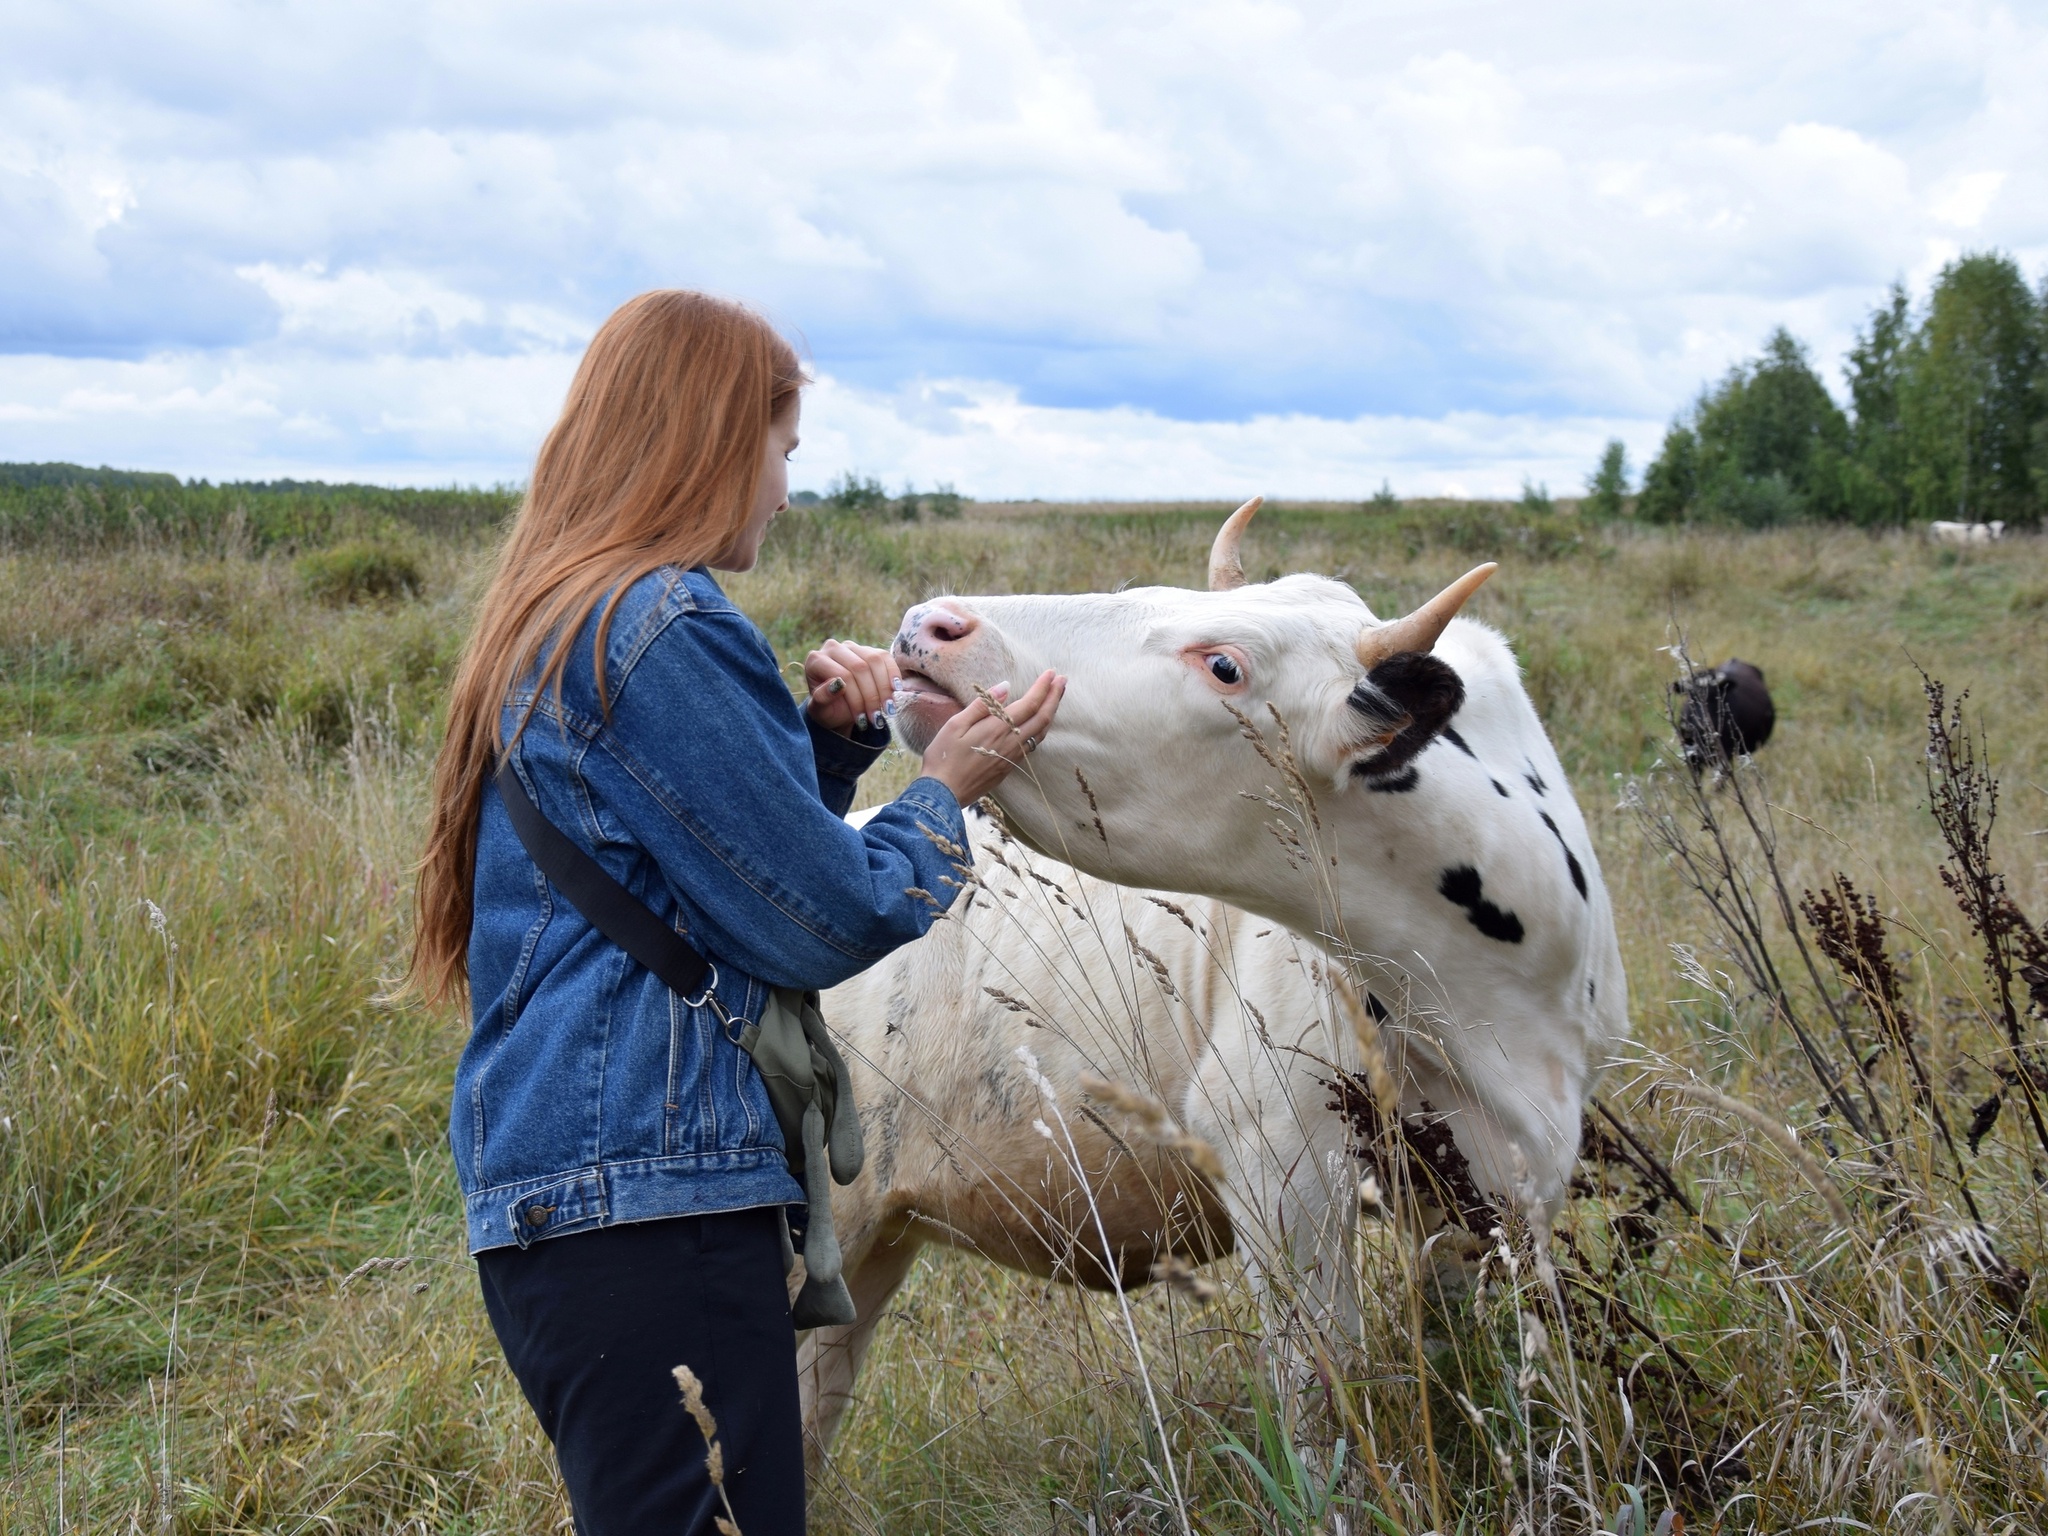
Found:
[1928,519,2006,544]
[887,501,1627,1227]
[801,805,1397,1455]
[800,502,1629,1454]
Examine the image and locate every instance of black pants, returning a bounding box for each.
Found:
[477,1208,806,1535]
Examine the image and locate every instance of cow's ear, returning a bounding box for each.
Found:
[1342,653,1465,775]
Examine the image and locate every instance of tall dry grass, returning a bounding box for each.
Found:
[2,504,2044,1531]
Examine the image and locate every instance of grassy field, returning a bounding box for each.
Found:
[3,493,2047,1532]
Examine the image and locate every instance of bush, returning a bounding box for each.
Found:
[296,540,423,605]
[824,473,890,514]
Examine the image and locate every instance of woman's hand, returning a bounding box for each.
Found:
[920,669,1066,806]
[804,639,898,734]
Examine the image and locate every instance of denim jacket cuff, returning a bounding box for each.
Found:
[802,704,891,783]
[895,775,966,832]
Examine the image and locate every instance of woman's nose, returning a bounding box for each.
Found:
[898,603,979,653]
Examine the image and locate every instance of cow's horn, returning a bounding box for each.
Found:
[1207,497,1265,590]
[1356,563,1497,669]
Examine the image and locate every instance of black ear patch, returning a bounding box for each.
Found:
[1348,653,1464,774]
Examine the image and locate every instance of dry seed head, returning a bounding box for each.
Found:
[1148,1254,1219,1304]
[1079,1073,1170,1133]
[1073,766,1100,814]
[671,1363,719,1449]
[1143,895,1196,932]
[338,1255,412,1289]
[1124,928,1180,997]
[1170,1132,1226,1184]
[1242,998,1273,1047]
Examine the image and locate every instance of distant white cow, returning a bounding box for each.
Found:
[1929,519,2006,545]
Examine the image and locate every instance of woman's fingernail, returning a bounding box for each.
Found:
[858,712,871,729]
[827,677,845,694]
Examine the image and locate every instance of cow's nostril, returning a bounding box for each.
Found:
[916,607,978,647]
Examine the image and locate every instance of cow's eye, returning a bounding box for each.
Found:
[1206,653,1243,686]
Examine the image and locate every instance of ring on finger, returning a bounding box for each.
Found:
[1024,735,1040,753]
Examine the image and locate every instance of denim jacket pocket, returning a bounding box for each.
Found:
[664,978,778,1157]
[663,988,715,1155]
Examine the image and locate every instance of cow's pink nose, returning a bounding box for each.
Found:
[900,604,979,652]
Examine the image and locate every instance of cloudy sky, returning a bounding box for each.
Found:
[3,1,2043,498]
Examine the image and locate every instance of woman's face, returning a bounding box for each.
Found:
[710,400,800,573]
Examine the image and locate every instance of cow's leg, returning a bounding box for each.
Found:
[798,1218,924,1467]
[1181,1010,1360,1338]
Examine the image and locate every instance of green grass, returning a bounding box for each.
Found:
[3,498,2046,1531]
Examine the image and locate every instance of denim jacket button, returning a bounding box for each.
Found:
[524,1205,554,1226]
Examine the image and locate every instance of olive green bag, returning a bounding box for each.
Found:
[738,987,865,1330]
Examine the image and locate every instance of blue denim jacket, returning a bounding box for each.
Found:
[456,566,968,1253]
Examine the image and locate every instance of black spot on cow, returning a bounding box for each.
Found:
[1365,991,1390,1022]
[1523,760,1549,796]
[1348,653,1465,774]
[1356,764,1421,793]
[1536,809,1588,900]
[1441,725,1476,758]
[1437,864,1525,944]
[1491,779,1509,797]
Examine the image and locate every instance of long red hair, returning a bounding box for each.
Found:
[410,290,804,1005]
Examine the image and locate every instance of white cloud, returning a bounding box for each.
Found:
[1,0,2044,489]
[0,345,1652,499]
[1930,170,2006,230]
[798,373,1646,501]
[0,346,573,484]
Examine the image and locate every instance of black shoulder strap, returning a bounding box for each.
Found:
[493,759,712,1000]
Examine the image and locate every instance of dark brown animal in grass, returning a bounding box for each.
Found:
[1674,659,1775,770]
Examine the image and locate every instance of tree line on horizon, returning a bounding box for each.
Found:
[12,248,2046,538]
[1582,250,2047,528]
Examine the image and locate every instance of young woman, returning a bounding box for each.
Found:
[411,290,1063,1534]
